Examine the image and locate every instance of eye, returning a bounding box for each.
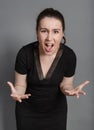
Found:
[54,30,59,34]
[40,29,47,33]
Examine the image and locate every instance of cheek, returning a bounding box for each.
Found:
[37,33,45,41]
[55,35,62,43]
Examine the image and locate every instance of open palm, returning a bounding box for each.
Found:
[64,81,89,98]
[7,81,31,102]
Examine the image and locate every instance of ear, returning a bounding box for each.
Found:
[62,32,64,37]
[62,36,66,44]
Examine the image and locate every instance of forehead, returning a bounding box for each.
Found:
[39,17,62,29]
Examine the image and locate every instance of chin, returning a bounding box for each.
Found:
[44,50,57,56]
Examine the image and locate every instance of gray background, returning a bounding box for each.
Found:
[0,0,93,130]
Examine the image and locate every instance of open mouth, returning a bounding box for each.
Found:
[45,43,54,52]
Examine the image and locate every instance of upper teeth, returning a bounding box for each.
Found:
[45,43,53,47]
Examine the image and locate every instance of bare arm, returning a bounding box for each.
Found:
[60,76,74,92]
[14,71,27,94]
[60,76,89,98]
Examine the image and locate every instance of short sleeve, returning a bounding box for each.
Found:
[15,47,27,74]
[64,49,76,77]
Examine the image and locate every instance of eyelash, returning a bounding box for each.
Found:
[40,30,59,34]
[54,31,59,34]
[41,30,47,33]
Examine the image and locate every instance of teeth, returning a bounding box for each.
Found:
[45,43,54,47]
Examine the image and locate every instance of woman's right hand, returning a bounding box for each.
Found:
[7,81,31,102]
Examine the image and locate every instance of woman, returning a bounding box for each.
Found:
[7,8,89,130]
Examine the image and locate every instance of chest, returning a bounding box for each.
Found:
[28,49,65,85]
[40,56,56,78]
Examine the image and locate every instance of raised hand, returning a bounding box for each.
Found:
[7,81,31,102]
[64,80,89,98]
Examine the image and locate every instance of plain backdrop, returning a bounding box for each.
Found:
[0,0,93,130]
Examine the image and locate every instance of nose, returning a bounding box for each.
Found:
[46,32,52,41]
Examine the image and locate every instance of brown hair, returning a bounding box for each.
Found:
[36,8,66,44]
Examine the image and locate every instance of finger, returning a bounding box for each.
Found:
[64,90,75,96]
[26,94,31,96]
[75,90,87,99]
[15,97,22,102]
[26,94,31,98]
[19,94,31,102]
[11,95,21,102]
[7,81,16,93]
[76,93,79,99]
[21,94,31,99]
[11,93,31,102]
[79,80,90,89]
[64,90,71,95]
[79,90,86,95]
[11,94,22,102]
[18,99,22,102]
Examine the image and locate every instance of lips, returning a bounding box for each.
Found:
[45,43,54,52]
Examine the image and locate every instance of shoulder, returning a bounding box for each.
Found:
[61,44,77,77]
[63,44,75,54]
[17,41,38,55]
[16,41,38,59]
[21,41,38,51]
[61,44,76,59]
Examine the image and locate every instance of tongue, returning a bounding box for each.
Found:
[45,45,52,52]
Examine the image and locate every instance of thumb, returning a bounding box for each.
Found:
[80,80,90,89]
[7,81,16,93]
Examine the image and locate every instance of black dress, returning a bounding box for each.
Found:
[15,41,76,130]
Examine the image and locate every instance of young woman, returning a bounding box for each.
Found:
[7,8,89,130]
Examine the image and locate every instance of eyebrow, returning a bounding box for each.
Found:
[39,28,61,31]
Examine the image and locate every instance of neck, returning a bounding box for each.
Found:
[38,45,59,58]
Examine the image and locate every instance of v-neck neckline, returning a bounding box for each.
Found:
[34,44,63,80]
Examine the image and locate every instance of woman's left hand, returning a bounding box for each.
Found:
[64,80,90,98]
